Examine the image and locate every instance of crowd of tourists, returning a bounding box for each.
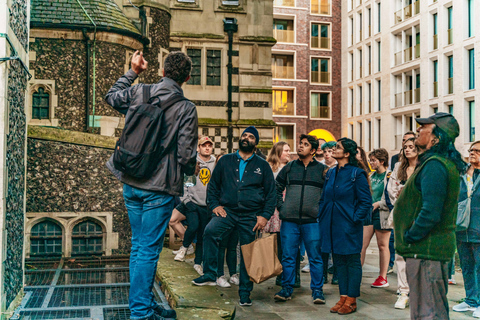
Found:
[106,50,479,320]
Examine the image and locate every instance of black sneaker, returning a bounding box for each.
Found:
[146,312,166,320]
[192,275,216,286]
[312,290,326,304]
[239,295,252,306]
[153,304,177,319]
[274,288,293,302]
[331,275,338,285]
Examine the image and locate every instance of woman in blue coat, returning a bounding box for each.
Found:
[318,138,372,315]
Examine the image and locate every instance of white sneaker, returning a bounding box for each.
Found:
[394,293,409,309]
[216,275,231,288]
[174,246,188,262]
[473,306,480,318]
[193,264,204,276]
[172,244,194,255]
[229,273,240,286]
[302,264,310,273]
[453,302,476,312]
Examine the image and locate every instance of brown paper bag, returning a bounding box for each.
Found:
[241,233,283,284]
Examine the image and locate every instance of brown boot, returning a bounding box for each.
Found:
[338,297,357,315]
[330,296,347,313]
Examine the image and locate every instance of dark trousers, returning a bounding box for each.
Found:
[218,229,239,277]
[389,231,395,267]
[457,240,480,307]
[406,258,449,320]
[182,203,211,265]
[333,253,362,298]
[203,212,256,296]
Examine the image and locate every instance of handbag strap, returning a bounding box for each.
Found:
[465,173,480,198]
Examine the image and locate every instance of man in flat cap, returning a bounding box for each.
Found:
[394,113,467,319]
[192,126,276,306]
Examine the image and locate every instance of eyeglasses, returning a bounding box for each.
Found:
[469,148,480,155]
[332,145,344,151]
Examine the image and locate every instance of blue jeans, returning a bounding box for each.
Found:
[218,229,239,277]
[389,231,395,267]
[123,184,174,320]
[280,221,323,291]
[333,253,362,298]
[203,212,257,297]
[457,240,480,307]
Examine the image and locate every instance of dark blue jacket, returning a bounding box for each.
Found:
[318,164,372,255]
[206,153,276,220]
[457,167,480,243]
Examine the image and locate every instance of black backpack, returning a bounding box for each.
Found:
[113,85,187,178]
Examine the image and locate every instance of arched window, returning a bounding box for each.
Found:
[72,220,103,256]
[30,220,63,256]
[32,87,49,119]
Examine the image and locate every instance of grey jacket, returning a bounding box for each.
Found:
[105,69,198,196]
[181,155,216,206]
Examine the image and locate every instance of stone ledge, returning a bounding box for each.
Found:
[156,248,235,319]
[27,125,117,149]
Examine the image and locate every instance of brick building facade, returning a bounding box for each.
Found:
[272,0,341,151]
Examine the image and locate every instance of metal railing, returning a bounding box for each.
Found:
[415,0,420,14]
[394,9,403,24]
[274,0,295,6]
[272,65,295,79]
[351,69,354,80]
[395,51,403,66]
[311,37,330,49]
[368,25,371,38]
[448,28,453,45]
[448,77,453,94]
[311,105,330,118]
[311,0,330,15]
[395,93,403,107]
[359,66,362,77]
[415,87,421,103]
[359,29,363,40]
[368,100,372,113]
[359,102,363,115]
[311,71,330,83]
[415,44,420,59]
[273,102,295,116]
[368,63,371,75]
[404,47,413,62]
[404,4,413,19]
[433,34,438,50]
[405,90,413,105]
[433,81,438,97]
[394,1,420,25]
[273,29,295,43]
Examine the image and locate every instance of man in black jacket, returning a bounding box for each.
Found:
[192,126,276,306]
[105,51,197,320]
[273,134,327,304]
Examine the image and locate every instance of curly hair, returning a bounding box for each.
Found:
[164,51,192,84]
[418,126,467,174]
[369,148,389,168]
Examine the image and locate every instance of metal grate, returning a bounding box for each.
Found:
[18,309,90,319]
[25,260,61,270]
[48,286,130,307]
[57,270,129,285]
[64,258,129,269]
[25,271,56,286]
[24,288,48,308]
[103,307,131,320]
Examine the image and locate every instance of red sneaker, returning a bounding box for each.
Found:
[371,276,389,288]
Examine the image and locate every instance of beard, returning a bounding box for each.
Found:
[239,138,255,153]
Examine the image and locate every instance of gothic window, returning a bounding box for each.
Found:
[32,87,49,120]
[207,50,222,86]
[30,220,63,256]
[72,220,103,256]
[187,49,202,85]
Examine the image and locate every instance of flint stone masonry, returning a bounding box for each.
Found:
[26,128,131,255]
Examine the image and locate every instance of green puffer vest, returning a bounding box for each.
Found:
[394,155,460,261]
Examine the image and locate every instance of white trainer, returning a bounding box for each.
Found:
[302,264,310,273]
[174,246,188,262]
[216,276,231,288]
[473,306,480,318]
[453,302,476,312]
[394,293,409,309]
[193,264,204,276]
[172,244,194,255]
[229,273,240,286]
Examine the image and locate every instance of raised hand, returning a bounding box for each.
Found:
[131,50,148,75]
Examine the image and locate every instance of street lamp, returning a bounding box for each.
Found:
[223,18,238,153]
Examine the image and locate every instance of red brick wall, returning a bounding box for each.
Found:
[273,0,342,150]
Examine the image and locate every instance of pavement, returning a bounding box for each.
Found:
[184,237,476,320]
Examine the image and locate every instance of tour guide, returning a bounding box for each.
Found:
[394,112,466,320]
[192,126,276,307]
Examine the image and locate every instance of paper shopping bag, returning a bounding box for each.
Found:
[241,233,283,284]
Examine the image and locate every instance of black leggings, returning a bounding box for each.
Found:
[182,203,211,265]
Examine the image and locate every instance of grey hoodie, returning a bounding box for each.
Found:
[105,70,198,196]
[181,155,216,206]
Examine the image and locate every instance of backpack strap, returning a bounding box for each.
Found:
[143,84,151,104]
[351,167,358,182]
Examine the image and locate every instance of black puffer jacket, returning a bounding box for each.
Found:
[105,70,198,196]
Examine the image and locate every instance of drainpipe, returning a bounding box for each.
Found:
[75,0,96,132]
[223,18,238,153]
[82,29,90,131]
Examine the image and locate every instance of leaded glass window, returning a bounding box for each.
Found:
[31,220,63,256]
[72,220,103,256]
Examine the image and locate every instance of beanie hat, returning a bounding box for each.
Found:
[242,126,259,145]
